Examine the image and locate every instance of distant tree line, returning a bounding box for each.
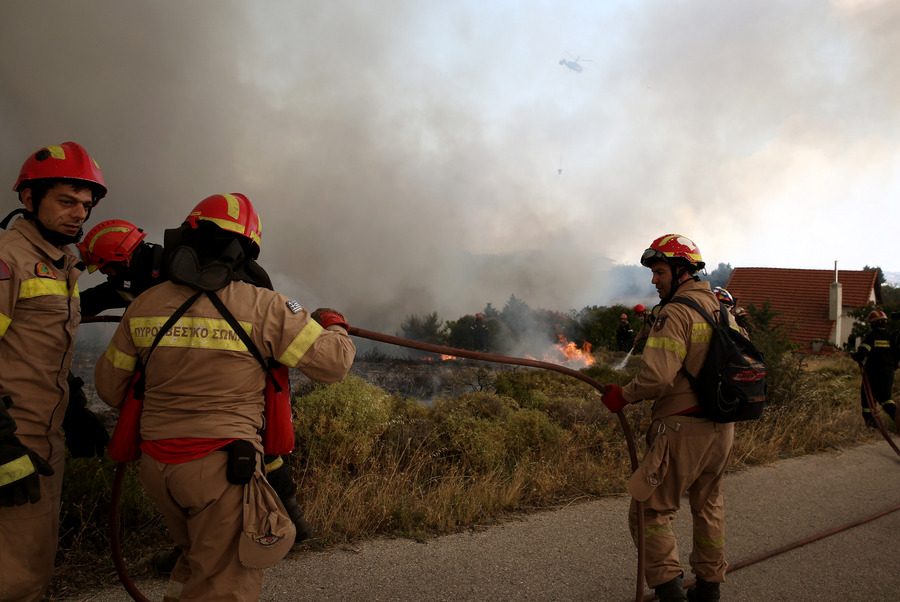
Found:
[397,264,736,356]
[399,294,651,355]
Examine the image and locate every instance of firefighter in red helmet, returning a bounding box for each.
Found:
[77,217,315,573]
[0,142,107,599]
[616,312,634,351]
[852,310,898,429]
[471,312,488,351]
[633,303,658,351]
[76,219,164,316]
[602,234,732,602]
[95,193,355,599]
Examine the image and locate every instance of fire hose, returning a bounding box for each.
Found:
[92,317,647,602]
[859,364,900,458]
[87,316,899,601]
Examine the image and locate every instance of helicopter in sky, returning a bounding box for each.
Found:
[559,55,591,73]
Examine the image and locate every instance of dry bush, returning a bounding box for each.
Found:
[730,353,876,467]
[47,352,884,597]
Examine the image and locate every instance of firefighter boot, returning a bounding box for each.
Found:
[686,577,720,602]
[654,575,688,602]
[283,495,314,544]
[150,546,181,574]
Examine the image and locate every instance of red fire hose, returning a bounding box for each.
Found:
[87,317,899,601]
[109,462,152,602]
[859,365,900,457]
[347,326,648,602]
[90,317,646,602]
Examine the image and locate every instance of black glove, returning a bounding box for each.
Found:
[63,407,109,458]
[63,374,110,458]
[0,436,54,506]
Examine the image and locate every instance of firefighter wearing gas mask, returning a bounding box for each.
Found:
[77,217,316,572]
[94,193,355,599]
[0,142,107,600]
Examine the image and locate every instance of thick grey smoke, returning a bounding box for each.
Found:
[2,0,898,334]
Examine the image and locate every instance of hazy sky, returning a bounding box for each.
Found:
[2,0,897,331]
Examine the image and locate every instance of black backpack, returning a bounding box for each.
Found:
[669,296,766,423]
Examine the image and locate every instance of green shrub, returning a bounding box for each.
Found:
[293,375,393,467]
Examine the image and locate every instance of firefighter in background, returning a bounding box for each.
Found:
[471,312,488,351]
[601,234,732,602]
[616,313,634,351]
[633,303,659,350]
[851,310,898,429]
[712,287,750,336]
[76,218,315,571]
[731,307,752,337]
[95,193,355,599]
[712,287,734,310]
[0,142,108,600]
[76,219,166,316]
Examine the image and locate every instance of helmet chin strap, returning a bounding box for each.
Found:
[31,213,84,246]
[0,203,90,246]
[664,265,695,302]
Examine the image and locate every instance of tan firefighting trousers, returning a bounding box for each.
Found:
[0,434,65,602]
[140,452,264,601]
[628,416,734,588]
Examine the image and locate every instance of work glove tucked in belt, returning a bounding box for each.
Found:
[63,373,110,458]
[0,396,54,506]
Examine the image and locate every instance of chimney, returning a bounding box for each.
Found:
[829,260,842,345]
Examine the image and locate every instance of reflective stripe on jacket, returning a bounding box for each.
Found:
[0,218,82,456]
[94,280,355,446]
[621,279,723,420]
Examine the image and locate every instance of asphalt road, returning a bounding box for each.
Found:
[76,440,900,601]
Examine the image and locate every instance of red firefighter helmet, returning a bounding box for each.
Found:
[475,313,483,318]
[184,193,262,250]
[640,234,705,273]
[867,309,888,324]
[13,142,107,203]
[620,313,628,320]
[634,304,646,314]
[77,220,147,273]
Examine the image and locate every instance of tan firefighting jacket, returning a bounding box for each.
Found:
[0,218,82,457]
[621,279,725,420]
[94,280,355,446]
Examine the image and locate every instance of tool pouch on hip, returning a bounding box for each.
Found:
[225,440,257,485]
[628,431,669,502]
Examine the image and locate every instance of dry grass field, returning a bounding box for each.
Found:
[49,349,888,597]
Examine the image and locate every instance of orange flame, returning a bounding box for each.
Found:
[553,334,595,367]
[526,335,595,367]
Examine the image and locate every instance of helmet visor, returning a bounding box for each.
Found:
[640,248,667,267]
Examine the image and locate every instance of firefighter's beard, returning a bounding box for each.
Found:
[29,212,84,246]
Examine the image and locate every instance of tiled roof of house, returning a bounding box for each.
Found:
[725,268,877,349]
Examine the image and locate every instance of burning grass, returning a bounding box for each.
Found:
[49,350,886,597]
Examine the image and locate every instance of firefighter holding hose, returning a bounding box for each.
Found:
[601,234,732,602]
[0,142,108,600]
[94,193,355,599]
[77,219,315,573]
[851,310,898,429]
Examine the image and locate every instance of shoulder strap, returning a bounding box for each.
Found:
[136,290,203,394]
[146,291,203,362]
[204,290,282,392]
[669,296,718,327]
